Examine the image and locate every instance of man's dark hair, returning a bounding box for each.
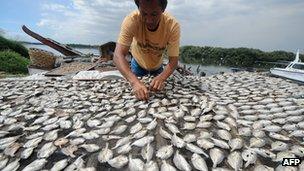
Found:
[135,0,167,11]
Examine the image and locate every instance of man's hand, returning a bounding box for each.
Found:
[132,81,149,101]
[150,75,165,92]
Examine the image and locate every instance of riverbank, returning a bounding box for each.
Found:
[1,38,302,77]
[180,46,304,69]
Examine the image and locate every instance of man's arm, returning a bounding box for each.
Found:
[113,43,137,84]
[114,43,149,100]
[150,56,178,91]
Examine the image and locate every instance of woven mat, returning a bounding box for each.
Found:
[95,66,117,72]
[45,62,96,76]
[72,70,123,81]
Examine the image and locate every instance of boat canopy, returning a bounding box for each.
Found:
[290,63,304,70]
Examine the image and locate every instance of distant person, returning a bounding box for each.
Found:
[114,0,180,101]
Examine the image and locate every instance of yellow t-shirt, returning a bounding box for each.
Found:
[117,10,180,70]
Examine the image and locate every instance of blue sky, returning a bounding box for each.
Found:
[1,0,304,52]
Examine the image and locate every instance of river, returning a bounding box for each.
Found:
[23,43,232,76]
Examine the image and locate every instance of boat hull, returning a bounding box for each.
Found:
[270,68,304,82]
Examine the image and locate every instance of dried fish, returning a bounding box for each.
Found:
[182,122,196,130]
[217,129,232,141]
[132,129,148,139]
[4,142,22,157]
[113,136,132,149]
[271,141,288,152]
[50,159,69,171]
[171,133,185,148]
[62,145,78,158]
[132,136,154,147]
[242,149,257,167]
[130,122,143,134]
[197,138,215,150]
[141,143,154,162]
[110,125,128,134]
[145,161,159,171]
[263,125,282,132]
[80,144,100,152]
[23,136,43,148]
[249,137,266,148]
[165,123,181,134]
[269,132,290,141]
[128,154,144,171]
[211,138,230,149]
[108,155,128,169]
[82,131,99,140]
[173,150,191,171]
[183,134,197,143]
[161,160,176,171]
[37,142,57,158]
[290,145,304,157]
[65,155,85,171]
[210,148,225,168]
[0,157,9,170]
[156,145,174,160]
[191,153,208,171]
[229,138,243,151]
[116,142,132,154]
[43,129,59,141]
[2,159,20,171]
[70,138,85,146]
[98,143,113,163]
[22,159,47,171]
[227,151,243,171]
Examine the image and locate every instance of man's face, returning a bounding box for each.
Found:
[139,0,163,31]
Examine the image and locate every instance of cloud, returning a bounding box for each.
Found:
[172,0,304,50]
[167,0,304,51]
[37,0,135,44]
[0,28,6,36]
[42,3,67,12]
[36,0,304,51]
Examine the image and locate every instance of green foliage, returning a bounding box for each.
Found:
[0,50,30,74]
[180,46,304,67]
[67,43,99,48]
[0,36,29,58]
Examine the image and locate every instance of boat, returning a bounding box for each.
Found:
[270,49,304,82]
[22,25,84,56]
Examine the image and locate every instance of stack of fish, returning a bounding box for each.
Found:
[0,71,303,171]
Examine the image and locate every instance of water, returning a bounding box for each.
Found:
[23,44,233,76]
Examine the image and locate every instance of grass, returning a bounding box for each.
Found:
[0,35,29,58]
[0,36,30,76]
[0,50,30,74]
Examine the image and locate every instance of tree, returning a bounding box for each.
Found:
[0,28,5,36]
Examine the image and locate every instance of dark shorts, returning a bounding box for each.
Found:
[131,58,163,77]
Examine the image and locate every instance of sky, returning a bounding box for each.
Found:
[1,0,304,52]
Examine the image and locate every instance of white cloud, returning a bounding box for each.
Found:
[0,28,6,36]
[167,0,304,51]
[42,3,67,12]
[36,0,304,51]
[37,0,134,44]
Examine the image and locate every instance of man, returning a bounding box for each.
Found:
[114,0,180,101]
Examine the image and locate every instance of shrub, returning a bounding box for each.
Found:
[0,50,29,74]
[0,36,29,58]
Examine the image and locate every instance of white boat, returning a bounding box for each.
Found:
[270,49,304,82]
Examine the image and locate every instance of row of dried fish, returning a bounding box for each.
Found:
[0,71,303,170]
